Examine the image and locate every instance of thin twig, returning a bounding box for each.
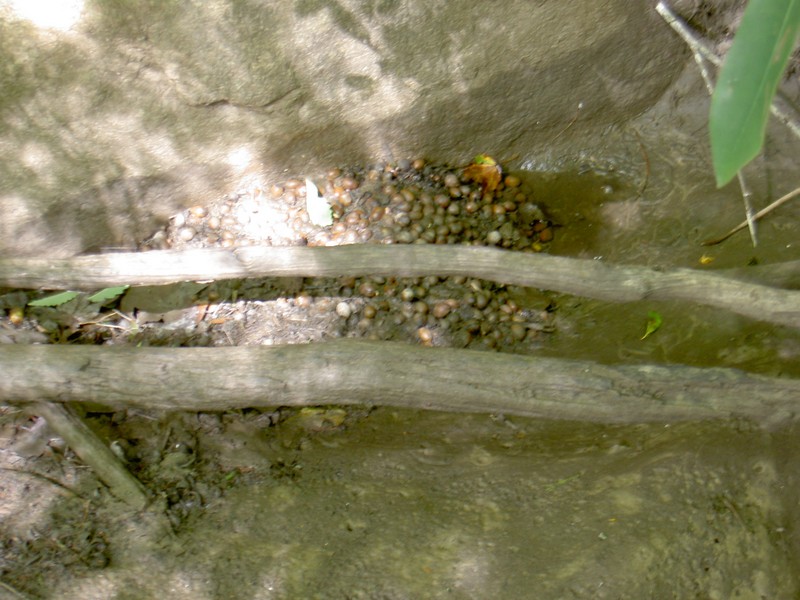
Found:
[658,2,759,246]
[696,47,758,245]
[656,2,721,64]
[656,1,800,247]
[702,185,800,245]
[657,0,800,139]
[30,402,149,511]
[0,466,85,499]
[633,129,650,198]
[0,580,31,600]
[690,45,716,94]
[658,2,800,136]
[550,102,583,143]
[736,170,758,246]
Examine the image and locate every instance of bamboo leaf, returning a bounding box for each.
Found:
[710,0,800,187]
[87,285,129,304]
[28,291,79,307]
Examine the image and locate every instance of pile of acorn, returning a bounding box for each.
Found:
[154,158,557,351]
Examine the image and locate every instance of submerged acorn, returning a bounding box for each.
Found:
[154,157,555,350]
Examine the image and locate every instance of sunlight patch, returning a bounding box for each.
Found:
[4,0,84,31]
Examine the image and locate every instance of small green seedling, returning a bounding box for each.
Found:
[641,311,663,340]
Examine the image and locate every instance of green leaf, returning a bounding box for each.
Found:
[710,0,800,187]
[87,285,129,304]
[641,311,663,340]
[305,178,333,227]
[472,154,497,166]
[28,291,79,307]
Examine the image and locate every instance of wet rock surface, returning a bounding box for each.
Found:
[0,0,685,257]
[2,1,800,597]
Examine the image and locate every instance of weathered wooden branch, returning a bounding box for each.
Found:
[720,260,800,289]
[29,402,148,510]
[2,341,798,426]
[1,245,798,329]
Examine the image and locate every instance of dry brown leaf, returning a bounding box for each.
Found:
[462,154,502,196]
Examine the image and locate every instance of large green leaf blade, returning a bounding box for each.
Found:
[28,291,79,307]
[710,0,800,187]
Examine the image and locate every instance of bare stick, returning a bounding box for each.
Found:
[656,2,721,67]
[1,245,798,328]
[0,580,31,600]
[736,170,758,246]
[719,260,800,289]
[28,402,148,510]
[656,1,800,140]
[657,2,760,246]
[702,185,800,245]
[2,342,798,427]
[0,467,84,499]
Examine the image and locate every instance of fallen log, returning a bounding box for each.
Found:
[2,341,798,426]
[1,245,798,329]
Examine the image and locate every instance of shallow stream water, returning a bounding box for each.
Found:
[164,76,799,598]
[6,64,800,599]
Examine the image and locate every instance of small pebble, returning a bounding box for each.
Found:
[178,227,197,241]
[443,173,460,188]
[432,302,451,319]
[510,323,527,341]
[336,302,352,318]
[400,288,416,302]
[341,176,359,190]
[8,306,24,326]
[128,159,557,352]
[486,230,502,245]
[358,282,378,297]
